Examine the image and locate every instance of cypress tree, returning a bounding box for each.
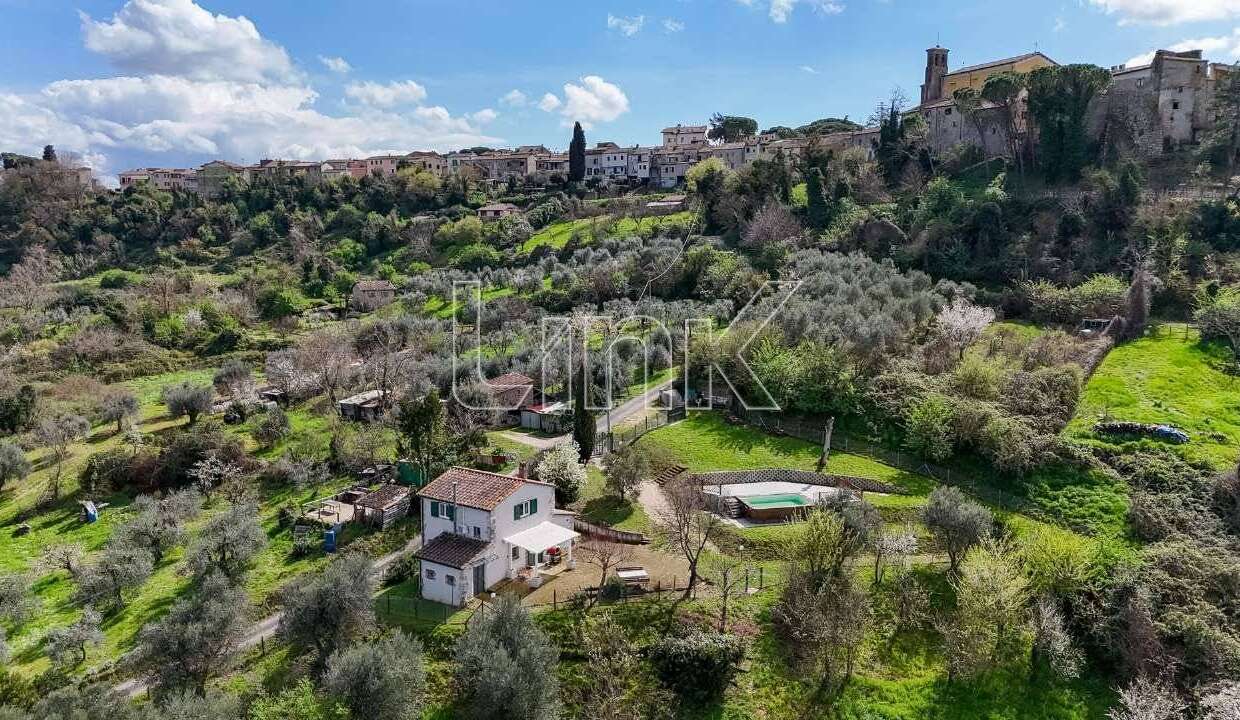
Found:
[805,168,831,229]
[572,362,596,462]
[569,122,586,183]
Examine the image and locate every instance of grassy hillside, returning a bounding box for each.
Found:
[1065,324,1240,470]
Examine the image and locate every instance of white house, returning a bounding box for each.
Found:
[413,467,578,606]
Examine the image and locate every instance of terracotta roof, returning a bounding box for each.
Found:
[418,467,535,510]
[414,533,489,569]
[479,203,520,212]
[662,125,707,133]
[356,484,411,510]
[947,51,1057,77]
[489,372,534,388]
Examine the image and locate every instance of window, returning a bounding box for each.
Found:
[512,546,521,560]
[1172,100,1180,110]
[445,575,455,586]
[513,498,539,520]
[425,568,437,580]
[430,501,456,521]
[472,526,482,538]
[945,108,952,116]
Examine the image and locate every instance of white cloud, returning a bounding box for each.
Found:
[607,13,645,36]
[745,0,844,23]
[1088,0,1240,26]
[663,18,686,32]
[537,92,562,112]
[344,80,428,107]
[799,65,818,74]
[318,55,351,74]
[500,89,528,107]
[79,0,296,83]
[1124,29,1240,67]
[469,108,498,124]
[555,75,630,127]
[1053,16,1066,32]
[2,0,500,169]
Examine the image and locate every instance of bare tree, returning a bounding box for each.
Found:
[1108,676,1184,720]
[706,553,746,633]
[0,246,62,311]
[1031,597,1083,679]
[579,539,635,608]
[653,478,725,598]
[296,327,358,404]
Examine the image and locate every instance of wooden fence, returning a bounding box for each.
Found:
[573,517,649,545]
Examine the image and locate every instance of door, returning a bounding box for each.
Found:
[472,563,486,596]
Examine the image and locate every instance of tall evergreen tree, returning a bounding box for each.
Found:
[569,122,586,183]
[805,168,831,230]
[41,145,56,163]
[572,361,596,462]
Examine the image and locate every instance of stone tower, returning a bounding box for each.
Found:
[921,46,949,104]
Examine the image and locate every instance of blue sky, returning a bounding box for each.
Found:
[0,0,1236,182]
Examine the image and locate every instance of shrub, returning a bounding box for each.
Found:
[251,406,291,447]
[903,394,955,461]
[98,270,138,289]
[648,631,745,702]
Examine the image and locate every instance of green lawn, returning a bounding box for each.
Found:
[638,411,933,494]
[521,212,695,253]
[1065,324,1240,470]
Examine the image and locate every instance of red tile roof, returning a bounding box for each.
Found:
[489,372,534,388]
[414,533,489,569]
[418,466,542,511]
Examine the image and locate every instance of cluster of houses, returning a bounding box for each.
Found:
[110,44,1232,197]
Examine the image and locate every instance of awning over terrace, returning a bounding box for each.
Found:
[506,521,579,553]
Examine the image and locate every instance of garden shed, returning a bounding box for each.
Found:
[355,484,412,529]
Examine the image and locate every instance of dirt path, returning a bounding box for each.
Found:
[114,533,421,698]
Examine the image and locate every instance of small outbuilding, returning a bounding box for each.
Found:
[350,279,397,311]
[520,401,568,433]
[477,203,520,221]
[355,484,412,529]
[339,389,388,422]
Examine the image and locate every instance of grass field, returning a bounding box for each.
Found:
[1065,324,1240,470]
[638,411,933,494]
[521,212,695,253]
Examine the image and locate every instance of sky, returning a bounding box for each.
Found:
[0,0,1237,184]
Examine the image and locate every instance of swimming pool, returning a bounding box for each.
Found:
[740,493,810,509]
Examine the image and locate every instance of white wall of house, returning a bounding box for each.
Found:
[420,560,464,606]
[420,479,558,600]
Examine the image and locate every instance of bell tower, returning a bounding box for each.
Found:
[921,46,949,104]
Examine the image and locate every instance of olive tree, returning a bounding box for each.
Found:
[36,414,90,501]
[921,486,993,574]
[44,607,103,667]
[133,573,249,698]
[75,544,154,612]
[0,440,31,492]
[280,552,377,664]
[454,594,560,720]
[113,490,202,564]
[186,503,265,581]
[98,389,139,434]
[323,632,426,720]
[162,382,213,425]
[602,442,651,501]
[0,572,40,627]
